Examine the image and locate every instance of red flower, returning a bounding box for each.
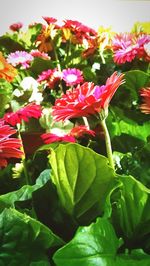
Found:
[0,123,23,167]
[9,22,23,31]
[42,17,57,25]
[4,103,42,126]
[41,132,75,144]
[37,68,61,89]
[70,125,95,138]
[52,72,124,121]
[140,87,150,114]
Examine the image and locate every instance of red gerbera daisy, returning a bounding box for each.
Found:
[52,72,124,121]
[4,103,42,126]
[70,125,95,138]
[140,87,150,114]
[9,22,23,31]
[42,16,57,25]
[37,68,61,89]
[41,131,75,144]
[0,123,23,167]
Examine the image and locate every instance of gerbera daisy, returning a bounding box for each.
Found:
[9,22,23,31]
[7,51,33,69]
[42,17,57,25]
[41,129,75,144]
[0,52,17,82]
[30,49,50,60]
[37,68,61,89]
[4,103,42,126]
[52,72,124,121]
[0,123,23,167]
[140,87,150,114]
[62,68,84,86]
[70,125,95,138]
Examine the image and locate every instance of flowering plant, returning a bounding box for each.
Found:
[0,18,150,265]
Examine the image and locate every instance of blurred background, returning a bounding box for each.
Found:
[0,0,150,34]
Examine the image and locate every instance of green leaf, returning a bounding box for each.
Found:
[0,35,25,52]
[53,217,150,266]
[0,208,63,265]
[0,169,50,212]
[49,143,115,223]
[30,57,55,77]
[111,175,150,249]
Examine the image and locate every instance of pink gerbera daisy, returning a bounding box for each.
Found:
[0,123,23,167]
[4,103,42,126]
[7,51,33,69]
[62,68,84,86]
[52,72,125,121]
[140,87,150,114]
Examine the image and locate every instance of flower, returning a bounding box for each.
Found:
[4,103,42,126]
[37,68,61,89]
[140,87,150,114]
[41,130,75,144]
[30,49,50,60]
[62,68,84,86]
[0,52,17,82]
[19,77,43,104]
[0,123,23,167]
[42,17,57,25]
[7,51,33,69]
[9,22,23,31]
[52,72,124,121]
[70,125,95,138]
[112,33,138,64]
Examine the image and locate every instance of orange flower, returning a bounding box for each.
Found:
[0,52,17,82]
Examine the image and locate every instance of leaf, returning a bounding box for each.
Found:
[53,217,150,266]
[49,143,115,223]
[0,35,25,52]
[0,208,63,265]
[112,70,150,123]
[111,175,150,250]
[30,57,55,77]
[0,169,50,212]
[21,24,42,47]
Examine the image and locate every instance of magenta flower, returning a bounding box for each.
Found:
[9,22,23,31]
[62,68,84,86]
[7,51,33,69]
[52,72,125,121]
[0,123,23,167]
[4,103,42,126]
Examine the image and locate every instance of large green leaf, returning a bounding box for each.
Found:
[53,217,150,266]
[49,143,115,223]
[111,175,150,250]
[0,208,64,265]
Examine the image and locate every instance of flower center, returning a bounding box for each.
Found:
[66,74,77,82]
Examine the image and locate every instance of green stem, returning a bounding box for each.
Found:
[17,126,31,185]
[83,116,90,129]
[100,119,115,170]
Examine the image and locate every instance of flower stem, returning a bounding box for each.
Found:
[100,119,115,170]
[83,116,90,129]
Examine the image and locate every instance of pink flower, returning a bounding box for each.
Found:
[62,68,84,86]
[37,69,61,89]
[137,34,150,61]
[4,103,42,126]
[0,123,23,167]
[9,22,23,31]
[52,72,125,121]
[30,49,50,60]
[112,33,138,64]
[140,87,150,114]
[42,17,57,25]
[70,125,95,138]
[7,51,33,69]
[41,132,75,144]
